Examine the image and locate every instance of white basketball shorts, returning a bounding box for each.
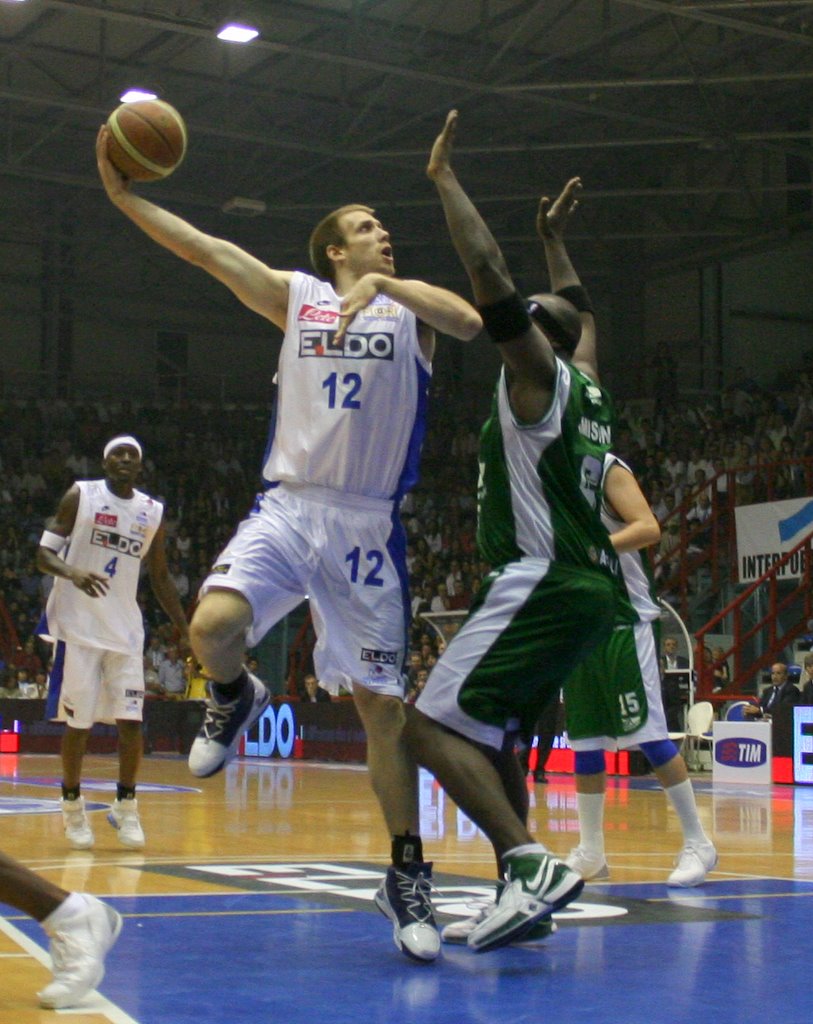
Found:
[50,641,145,728]
[200,483,410,697]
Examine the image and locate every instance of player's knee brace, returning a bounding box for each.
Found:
[574,749,606,775]
[639,739,679,768]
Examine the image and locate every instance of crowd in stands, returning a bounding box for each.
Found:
[1,352,812,699]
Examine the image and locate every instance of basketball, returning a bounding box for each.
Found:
[106,99,187,182]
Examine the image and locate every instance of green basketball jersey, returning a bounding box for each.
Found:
[476,359,626,594]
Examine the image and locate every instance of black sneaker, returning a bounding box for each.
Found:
[374,862,440,962]
[188,673,270,778]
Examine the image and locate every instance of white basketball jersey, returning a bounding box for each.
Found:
[44,479,163,654]
[601,454,660,623]
[261,272,431,500]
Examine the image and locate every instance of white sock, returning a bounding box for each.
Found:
[42,892,87,933]
[664,780,709,845]
[576,792,606,855]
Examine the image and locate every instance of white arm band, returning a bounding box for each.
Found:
[40,530,68,554]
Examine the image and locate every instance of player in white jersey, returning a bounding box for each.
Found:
[37,436,189,851]
[564,454,718,888]
[96,127,482,963]
[0,849,122,1009]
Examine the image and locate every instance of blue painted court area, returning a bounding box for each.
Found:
[7,873,812,1024]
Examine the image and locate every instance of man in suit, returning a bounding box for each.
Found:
[300,673,331,704]
[744,662,801,718]
[661,636,689,671]
[799,653,813,705]
[660,636,690,732]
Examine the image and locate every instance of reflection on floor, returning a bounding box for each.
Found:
[1,754,812,1024]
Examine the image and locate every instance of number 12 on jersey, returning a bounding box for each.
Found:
[322,372,362,409]
[345,547,384,587]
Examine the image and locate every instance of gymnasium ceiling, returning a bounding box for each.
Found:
[0,0,812,319]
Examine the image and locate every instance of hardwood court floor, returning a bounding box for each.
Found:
[1,753,812,1024]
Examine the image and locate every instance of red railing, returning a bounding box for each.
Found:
[652,457,813,619]
[694,530,813,705]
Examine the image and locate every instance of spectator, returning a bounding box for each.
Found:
[157,644,187,698]
[15,667,38,698]
[301,672,331,703]
[711,647,731,692]
[406,668,429,704]
[430,581,449,613]
[744,662,800,718]
[0,668,22,698]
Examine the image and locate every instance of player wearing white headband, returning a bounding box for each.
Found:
[37,435,189,851]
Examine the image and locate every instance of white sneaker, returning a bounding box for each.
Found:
[565,845,610,880]
[38,895,122,1009]
[667,840,718,887]
[468,850,583,952]
[61,797,94,850]
[188,672,270,778]
[441,898,493,944]
[107,798,145,849]
[374,862,440,962]
[442,894,557,945]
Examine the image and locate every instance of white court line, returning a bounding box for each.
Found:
[0,915,141,1023]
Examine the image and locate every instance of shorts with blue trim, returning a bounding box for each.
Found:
[200,482,410,697]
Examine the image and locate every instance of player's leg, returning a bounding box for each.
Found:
[411,561,616,950]
[55,644,102,850]
[110,719,145,849]
[187,492,309,777]
[0,852,123,1010]
[624,621,717,885]
[310,502,437,961]
[563,638,617,880]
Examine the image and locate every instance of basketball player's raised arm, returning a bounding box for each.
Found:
[536,179,598,383]
[603,462,661,554]
[426,111,557,407]
[96,127,292,330]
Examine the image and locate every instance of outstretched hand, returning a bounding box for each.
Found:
[334,274,381,344]
[536,176,582,241]
[427,110,458,181]
[96,125,131,201]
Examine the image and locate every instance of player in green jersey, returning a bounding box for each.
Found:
[405,110,623,953]
[534,178,718,891]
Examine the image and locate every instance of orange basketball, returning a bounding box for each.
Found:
[106,99,187,182]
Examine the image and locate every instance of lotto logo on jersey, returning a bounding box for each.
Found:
[94,512,118,527]
[90,528,143,558]
[300,330,394,360]
[298,304,340,324]
[361,648,398,665]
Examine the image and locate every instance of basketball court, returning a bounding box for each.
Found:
[1,752,811,1024]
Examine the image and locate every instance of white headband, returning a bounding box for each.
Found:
[103,435,143,460]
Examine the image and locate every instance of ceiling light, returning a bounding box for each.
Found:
[217,24,259,43]
[222,197,266,217]
[120,89,158,103]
